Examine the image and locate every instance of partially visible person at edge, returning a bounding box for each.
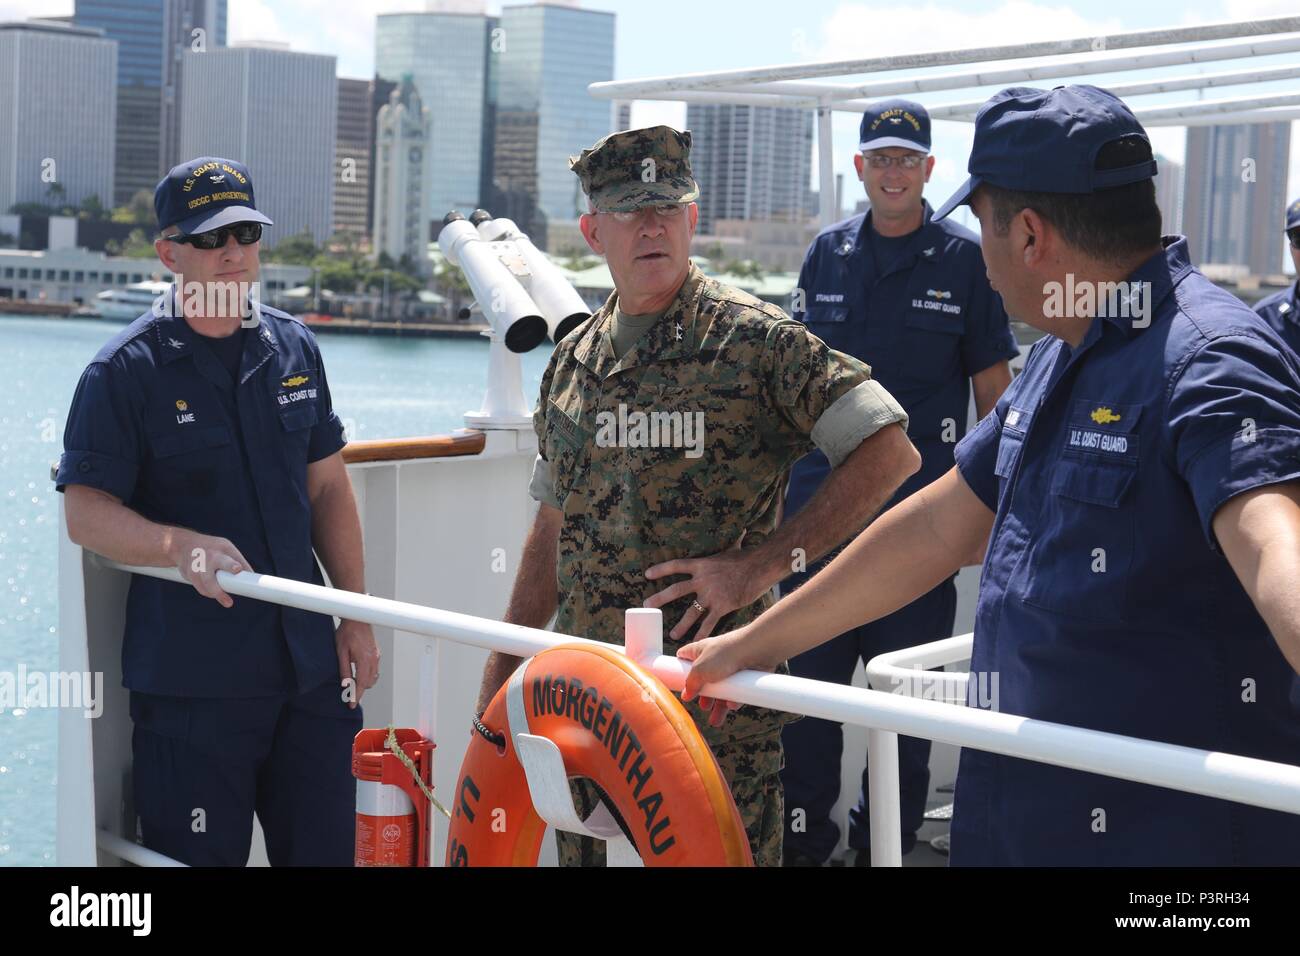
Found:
[1251,196,1300,356]
[679,86,1300,866]
[473,125,921,866]
[780,97,1017,866]
[55,157,378,866]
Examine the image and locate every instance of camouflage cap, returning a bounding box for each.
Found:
[569,125,700,213]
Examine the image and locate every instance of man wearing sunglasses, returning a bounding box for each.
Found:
[779,99,1018,867]
[474,125,919,866]
[55,156,378,866]
[1251,198,1300,356]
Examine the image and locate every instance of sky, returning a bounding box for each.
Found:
[4,0,1299,243]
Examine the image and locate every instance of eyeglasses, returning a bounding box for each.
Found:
[1289,229,1300,249]
[165,222,263,250]
[605,203,686,223]
[863,153,926,170]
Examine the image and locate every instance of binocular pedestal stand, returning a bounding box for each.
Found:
[464,329,535,431]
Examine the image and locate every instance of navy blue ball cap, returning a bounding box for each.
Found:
[933,84,1157,222]
[1286,197,1300,232]
[859,99,931,153]
[154,157,273,235]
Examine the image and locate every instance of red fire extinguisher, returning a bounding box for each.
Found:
[352,728,435,867]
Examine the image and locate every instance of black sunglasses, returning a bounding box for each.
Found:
[166,222,263,250]
[1289,229,1300,250]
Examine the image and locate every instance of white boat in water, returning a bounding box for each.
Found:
[91,281,173,322]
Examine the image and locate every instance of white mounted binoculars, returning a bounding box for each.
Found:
[437,209,592,353]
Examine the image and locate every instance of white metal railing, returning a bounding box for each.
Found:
[94,558,1300,868]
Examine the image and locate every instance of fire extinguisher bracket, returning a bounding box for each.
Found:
[353,727,437,867]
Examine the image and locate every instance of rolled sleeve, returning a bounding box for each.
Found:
[307,344,347,462]
[953,408,1002,512]
[55,361,141,501]
[1167,332,1300,550]
[811,379,909,467]
[528,453,561,509]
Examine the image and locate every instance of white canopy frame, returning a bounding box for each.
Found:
[588,15,1300,226]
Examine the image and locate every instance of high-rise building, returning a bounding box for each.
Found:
[0,20,117,215]
[375,3,495,227]
[686,103,814,233]
[178,44,337,246]
[372,78,432,272]
[161,1,230,173]
[486,2,615,247]
[335,78,374,244]
[1183,122,1292,276]
[1153,153,1184,237]
[74,0,227,206]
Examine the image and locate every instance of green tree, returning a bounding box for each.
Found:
[327,229,360,258]
[263,230,320,265]
[364,268,420,295]
[434,258,472,319]
[8,202,49,216]
[722,259,765,280]
[111,190,155,226]
[105,228,156,259]
[317,259,363,293]
[78,194,108,221]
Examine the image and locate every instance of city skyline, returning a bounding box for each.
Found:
[0,0,1296,273]
[7,0,1298,229]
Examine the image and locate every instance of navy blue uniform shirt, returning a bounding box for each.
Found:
[56,301,348,697]
[952,237,1300,865]
[788,202,1018,517]
[1252,280,1300,358]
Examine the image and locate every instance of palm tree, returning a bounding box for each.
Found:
[435,258,473,321]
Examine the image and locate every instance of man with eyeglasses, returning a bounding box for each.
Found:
[779,99,1018,866]
[474,125,920,866]
[55,157,378,866]
[1251,198,1300,355]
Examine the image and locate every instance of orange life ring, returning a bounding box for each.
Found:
[446,643,753,866]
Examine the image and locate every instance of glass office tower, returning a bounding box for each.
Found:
[375,8,494,230]
[74,0,228,205]
[488,3,615,248]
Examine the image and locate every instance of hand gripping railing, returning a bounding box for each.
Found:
[100,560,1300,867]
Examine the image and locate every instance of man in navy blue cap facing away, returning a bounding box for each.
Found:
[1251,197,1300,355]
[54,157,379,866]
[679,85,1300,865]
[780,98,1017,865]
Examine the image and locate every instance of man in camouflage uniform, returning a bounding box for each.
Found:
[474,125,920,866]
